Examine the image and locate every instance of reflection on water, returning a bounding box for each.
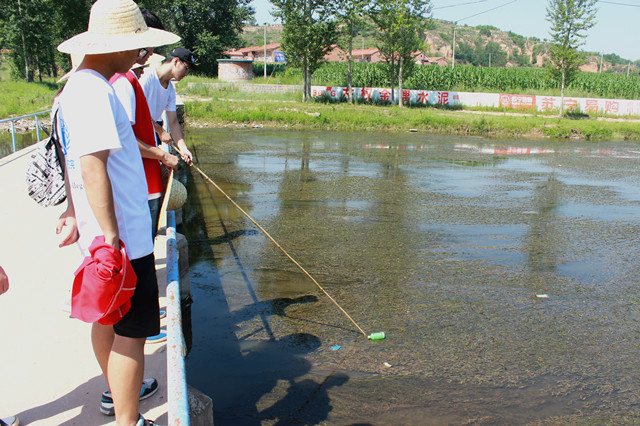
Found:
[183,130,640,424]
[0,131,40,158]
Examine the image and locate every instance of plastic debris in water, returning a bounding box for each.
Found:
[383,362,392,367]
[368,331,386,341]
[331,345,341,351]
[536,294,549,298]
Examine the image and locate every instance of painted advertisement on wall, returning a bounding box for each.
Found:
[311,86,640,116]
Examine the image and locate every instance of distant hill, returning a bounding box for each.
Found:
[241,19,639,75]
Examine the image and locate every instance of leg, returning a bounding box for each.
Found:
[92,323,115,388]
[148,197,162,240]
[109,335,146,426]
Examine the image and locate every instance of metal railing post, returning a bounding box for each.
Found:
[10,121,16,153]
[167,210,190,425]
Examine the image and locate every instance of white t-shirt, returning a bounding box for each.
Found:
[139,65,176,121]
[111,75,137,125]
[58,69,153,260]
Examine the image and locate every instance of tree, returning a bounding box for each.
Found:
[334,0,370,104]
[0,0,59,81]
[272,0,338,102]
[370,0,431,107]
[140,0,254,77]
[545,0,597,115]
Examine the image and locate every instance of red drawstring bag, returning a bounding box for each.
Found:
[71,236,137,325]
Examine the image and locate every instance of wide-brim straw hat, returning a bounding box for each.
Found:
[141,53,165,68]
[166,178,187,211]
[57,0,180,55]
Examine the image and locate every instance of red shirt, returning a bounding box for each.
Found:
[110,71,164,195]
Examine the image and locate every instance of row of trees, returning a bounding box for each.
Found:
[273,0,599,109]
[0,0,253,81]
[272,0,432,106]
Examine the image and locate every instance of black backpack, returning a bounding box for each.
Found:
[25,109,67,207]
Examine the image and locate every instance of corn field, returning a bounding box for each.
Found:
[311,62,640,100]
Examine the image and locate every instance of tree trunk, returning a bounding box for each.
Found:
[390,56,395,104]
[398,56,404,108]
[348,32,353,104]
[17,0,32,82]
[303,58,311,103]
[560,68,566,117]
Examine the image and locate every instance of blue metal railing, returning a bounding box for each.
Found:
[166,210,190,425]
[0,110,51,153]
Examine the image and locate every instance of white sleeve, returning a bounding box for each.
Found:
[62,83,122,158]
[166,83,176,112]
[111,76,136,125]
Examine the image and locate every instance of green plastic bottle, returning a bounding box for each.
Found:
[368,331,386,340]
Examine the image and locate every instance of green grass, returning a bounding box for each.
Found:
[184,93,640,141]
[0,79,60,118]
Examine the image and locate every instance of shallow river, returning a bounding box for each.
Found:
[181,129,640,425]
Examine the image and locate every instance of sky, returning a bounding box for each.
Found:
[249,0,640,61]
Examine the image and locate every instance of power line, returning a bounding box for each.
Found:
[457,0,519,23]
[433,0,488,10]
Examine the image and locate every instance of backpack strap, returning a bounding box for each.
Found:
[51,108,66,176]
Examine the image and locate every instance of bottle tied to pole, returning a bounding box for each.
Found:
[174,143,386,342]
[368,331,386,341]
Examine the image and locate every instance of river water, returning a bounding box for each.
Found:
[181,129,640,425]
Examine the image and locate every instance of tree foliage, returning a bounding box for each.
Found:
[0,0,252,81]
[139,0,254,76]
[370,0,431,106]
[334,0,370,103]
[546,0,597,113]
[272,0,338,102]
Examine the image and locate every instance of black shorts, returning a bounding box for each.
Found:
[114,253,160,338]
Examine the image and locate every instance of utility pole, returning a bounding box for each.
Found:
[489,52,492,67]
[628,60,631,77]
[599,53,603,73]
[451,26,456,69]
[264,23,267,79]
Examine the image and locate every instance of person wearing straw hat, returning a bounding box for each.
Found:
[110,8,180,241]
[55,0,179,425]
[139,47,196,166]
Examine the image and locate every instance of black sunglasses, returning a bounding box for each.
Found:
[138,48,149,59]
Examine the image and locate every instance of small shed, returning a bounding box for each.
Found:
[217,59,254,81]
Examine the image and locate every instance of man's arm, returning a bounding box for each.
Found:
[80,150,119,249]
[137,138,179,169]
[166,111,193,165]
[57,168,79,247]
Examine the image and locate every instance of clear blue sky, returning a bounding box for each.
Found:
[249,0,640,61]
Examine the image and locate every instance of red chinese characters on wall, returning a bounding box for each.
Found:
[605,100,619,114]
[563,99,578,111]
[360,87,372,101]
[402,90,411,104]
[379,89,391,102]
[437,91,449,105]
[541,97,556,111]
[585,99,598,113]
[500,94,536,109]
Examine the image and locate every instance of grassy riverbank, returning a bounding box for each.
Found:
[181,83,640,142]
[1,74,640,142]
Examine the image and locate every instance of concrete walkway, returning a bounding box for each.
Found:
[0,145,169,425]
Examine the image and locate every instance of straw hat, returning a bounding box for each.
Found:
[57,0,180,55]
[143,53,165,67]
[166,178,187,211]
[57,54,83,83]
